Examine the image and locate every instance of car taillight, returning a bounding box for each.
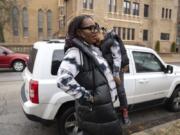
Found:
[29,80,39,104]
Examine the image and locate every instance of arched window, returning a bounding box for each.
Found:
[22,7,29,37]
[38,9,44,39]
[12,6,19,36]
[47,10,52,39]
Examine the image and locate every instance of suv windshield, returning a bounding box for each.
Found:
[27,48,37,73]
[51,49,64,75]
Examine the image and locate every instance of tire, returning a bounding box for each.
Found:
[57,106,81,135]
[12,60,25,72]
[167,87,180,112]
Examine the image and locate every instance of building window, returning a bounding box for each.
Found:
[162,8,164,18]
[165,8,168,18]
[113,27,135,40]
[108,0,117,12]
[127,28,130,40]
[113,27,121,38]
[12,6,19,36]
[59,16,65,29]
[143,30,148,41]
[123,0,131,14]
[47,10,52,39]
[83,0,87,8]
[22,7,29,37]
[83,0,93,9]
[89,0,93,9]
[132,2,139,16]
[144,4,149,17]
[118,27,121,38]
[113,27,118,34]
[160,33,170,40]
[38,9,44,39]
[132,28,135,40]
[169,9,172,19]
[123,28,126,40]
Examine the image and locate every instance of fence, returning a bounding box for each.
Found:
[0,43,32,54]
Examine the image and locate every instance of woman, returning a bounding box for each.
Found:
[57,15,122,135]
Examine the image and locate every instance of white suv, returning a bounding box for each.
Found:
[21,39,180,135]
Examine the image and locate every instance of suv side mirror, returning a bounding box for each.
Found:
[2,51,8,55]
[164,65,173,74]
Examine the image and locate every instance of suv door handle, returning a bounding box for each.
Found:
[138,79,149,84]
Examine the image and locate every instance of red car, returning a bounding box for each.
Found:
[0,46,29,72]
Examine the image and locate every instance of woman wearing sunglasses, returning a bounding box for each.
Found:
[57,15,122,135]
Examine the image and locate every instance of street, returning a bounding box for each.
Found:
[0,80,58,135]
[0,64,180,135]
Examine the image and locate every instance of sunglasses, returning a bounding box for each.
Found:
[80,24,100,33]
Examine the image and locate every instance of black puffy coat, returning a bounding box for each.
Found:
[70,38,122,135]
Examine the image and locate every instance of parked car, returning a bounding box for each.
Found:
[0,46,29,72]
[20,39,180,135]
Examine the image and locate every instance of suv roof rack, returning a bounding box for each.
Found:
[42,39,65,44]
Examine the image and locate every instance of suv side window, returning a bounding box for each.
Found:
[28,48,37,73]
[133,51,164,73]
[51,49,64,75]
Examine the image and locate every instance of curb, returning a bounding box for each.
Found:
[131,119,180,135]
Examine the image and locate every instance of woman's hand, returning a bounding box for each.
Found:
[80,90,94,103]
[114,76,121,86]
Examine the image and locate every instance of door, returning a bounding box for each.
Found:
[132,51,174,104]
[0,47,10,68]
[114,49,135,107]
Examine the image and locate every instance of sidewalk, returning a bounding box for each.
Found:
[159,53,180,63]
[131,119,180,135]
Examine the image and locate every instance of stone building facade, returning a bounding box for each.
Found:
[3,0,179,53]
[4,0,59,44]
[177,0,180,52]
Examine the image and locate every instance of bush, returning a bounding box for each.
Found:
[155,40,160,53]
[171,42,176,52]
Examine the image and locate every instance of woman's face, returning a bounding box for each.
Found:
[78,18,98,44]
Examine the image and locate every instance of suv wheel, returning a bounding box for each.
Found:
[12,60,25,72]
[57,106,81,135]
[167,87,180,112]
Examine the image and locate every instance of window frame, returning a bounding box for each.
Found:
[22,7,29,37]
[12,6,19,36]
[47,10,52,39]
[132,51,165,73]
[144,4,149,17]
[169,9,172,19]
[143,29,148,41]
[109,0,117,12]
[160,33,170,40]
[123,0,131,14]
[132,2,139,16]
[165,8,168,18]
[83,0,93,9]
[38,9,44,39]
[162,8,164,18]
[51,49,64,75]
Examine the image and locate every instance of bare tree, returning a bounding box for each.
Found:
[0,0,14,42]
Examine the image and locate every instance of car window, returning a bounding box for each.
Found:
[133,51,164,73]
[27,48,37,73]
[51,49,64,75]
[0,48,3,55]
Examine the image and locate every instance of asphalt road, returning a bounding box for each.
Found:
[0,81,59,135]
